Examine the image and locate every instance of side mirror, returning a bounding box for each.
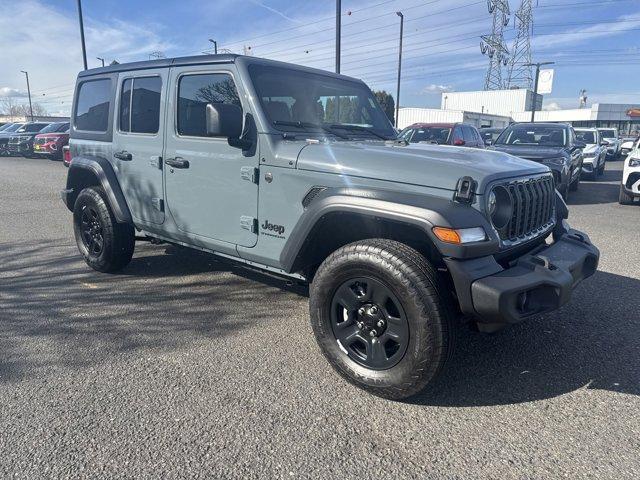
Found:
[206,103,243,138]
[453,139,465,146]
[573,141,586,150]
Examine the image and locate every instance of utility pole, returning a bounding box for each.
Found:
[20,71,33,121]
[97,57,105,67]
[76,0,88,70]
[524,61,554,122]
[395,11,404,128]
[209,39,218,54]
[335,0,341,73]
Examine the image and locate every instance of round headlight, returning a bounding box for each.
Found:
[489,185,513,230]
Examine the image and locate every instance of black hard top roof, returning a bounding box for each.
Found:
[77,54,363,83]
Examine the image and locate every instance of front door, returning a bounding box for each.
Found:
[112,68,167,225]
[163,65,258,247]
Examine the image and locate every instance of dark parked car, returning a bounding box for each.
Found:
[479,127,504,146]
[7,122,50,156]
[33,122,70,160]
[0,122,26,155]
[489,122,585,199]
[398,123,485,148]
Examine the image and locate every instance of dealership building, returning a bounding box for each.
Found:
[398,89,640,134]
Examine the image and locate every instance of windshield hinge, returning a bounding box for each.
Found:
[240,166,259,184]
[454,176,477,204]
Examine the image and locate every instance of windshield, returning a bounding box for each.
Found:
[495,125,567,147]
[39,122,69,134]
[599,129,616,138]
[575,130,596,144]
[0,123,12,132]
[403,126,451,144]
[249,64,396,139]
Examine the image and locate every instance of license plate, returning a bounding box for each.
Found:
[34,145,40,150]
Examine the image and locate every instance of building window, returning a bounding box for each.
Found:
[177,73,241,137]
[74,78,111,132]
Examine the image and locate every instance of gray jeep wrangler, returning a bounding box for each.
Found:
[62,55,599,399]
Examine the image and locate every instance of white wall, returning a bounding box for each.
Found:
[441,89,541,116]
[397,108,464,129]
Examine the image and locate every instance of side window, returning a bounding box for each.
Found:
[75,78,111,132]
[452,126,464,144]
[177,73,241,137]
[462,126,475,145]
[119,76,161,134]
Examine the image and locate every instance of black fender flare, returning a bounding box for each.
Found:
[62,155,132,224]
[279,187,500,272]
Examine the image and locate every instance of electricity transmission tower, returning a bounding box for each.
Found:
[149,51,166,60]
[507,0,534,89]
[480,0,510,90]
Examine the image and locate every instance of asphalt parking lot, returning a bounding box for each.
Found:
[0,155,638,479]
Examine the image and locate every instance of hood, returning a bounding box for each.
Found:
[583,144,599,154]
[296,140,549,193]
[36,132,69,138]
[489,144,567,161]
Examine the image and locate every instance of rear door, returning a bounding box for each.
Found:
[163,64,259,247]
[112,69,167,225]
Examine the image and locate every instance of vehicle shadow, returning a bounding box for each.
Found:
[410,270,640,406]
[568,168,621,206]
[0,241,306,383]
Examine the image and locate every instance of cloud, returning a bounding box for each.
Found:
[248,0,300,23]
[543,102,562,111]
[0,0,173,115]
[0,87,27,98]
[422,84,454,94]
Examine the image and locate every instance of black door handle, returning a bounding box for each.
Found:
[165,157,189,169]
[114,150,132,161]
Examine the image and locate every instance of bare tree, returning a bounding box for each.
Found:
[0,97,48,117]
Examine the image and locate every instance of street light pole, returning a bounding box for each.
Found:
[335,0,341,73]
[524,61,555,122]
[395,11,404,128]
[76,0,88,70]
[20,70,33,121]
[208,39,218,54]
[97,57,105,67]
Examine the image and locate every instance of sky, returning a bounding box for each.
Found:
[1,0,639,116]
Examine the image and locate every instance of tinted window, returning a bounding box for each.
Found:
[177,73,241,137]
[462,126,476,144]
[39,122,69,134]
[3,123,24,133]
[599,129,616,138]
[452,126,464,144]
[576,130,596,144]
[120,76,162,134]
[75,79,111,132]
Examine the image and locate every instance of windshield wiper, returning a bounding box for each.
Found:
[327,123,392,140]
[273,120,349,139]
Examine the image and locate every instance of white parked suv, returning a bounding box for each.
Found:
[620,135,637,158]
[597,128,620,159]
[575,128,606,179]
[620,138,640,204]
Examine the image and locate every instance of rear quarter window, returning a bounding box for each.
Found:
[74,78,112,132]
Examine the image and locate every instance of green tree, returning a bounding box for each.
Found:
[374,90,395,123]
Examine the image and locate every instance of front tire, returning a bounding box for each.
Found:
[73,186,135,272]
[309,239,454,400]
[619,185,635,205]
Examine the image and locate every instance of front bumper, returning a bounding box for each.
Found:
[445,228,599,331]
[7,143,31,154]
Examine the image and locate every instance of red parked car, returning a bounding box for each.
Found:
[398,123,486,148]
[33,122,70,160]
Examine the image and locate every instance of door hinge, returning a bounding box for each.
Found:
[240,216,258,234]
[240,166,259,184]
[151,198,164,212]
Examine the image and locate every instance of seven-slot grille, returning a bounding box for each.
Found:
[499,175,555,243]
[34,137,48,145]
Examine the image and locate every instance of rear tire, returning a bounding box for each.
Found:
[309,239,454,400]
[619,185,635,205]
[73,186,135,272]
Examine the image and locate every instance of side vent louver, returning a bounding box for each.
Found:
[302,186,327,208]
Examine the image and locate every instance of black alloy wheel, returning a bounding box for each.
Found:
[330,277,409,370]
[80,206,104,256]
